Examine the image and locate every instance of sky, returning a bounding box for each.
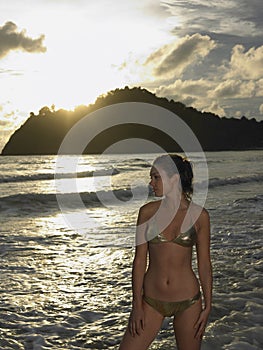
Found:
[0,0,263,151]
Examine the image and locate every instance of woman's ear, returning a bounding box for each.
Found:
[171,173,180,186]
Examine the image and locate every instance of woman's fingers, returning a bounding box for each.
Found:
[132,322,138,337]
[141,316,145,330]
[195,324,203,339]
[129,318,144,337]
[194,313,203,328]
[129,322,132,336]
[194,323,202,338]
[129,320,135,337]
[136,320,142,335]
[194,314,206,339]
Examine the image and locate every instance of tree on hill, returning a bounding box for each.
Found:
[1,87,263,155]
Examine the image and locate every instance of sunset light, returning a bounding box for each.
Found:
[0,1,263,348]
[1,0,262,152]
[0,0,174,151]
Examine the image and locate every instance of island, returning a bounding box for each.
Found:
[2,86,263,155]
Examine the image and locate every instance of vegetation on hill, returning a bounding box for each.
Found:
[2,86,263,155]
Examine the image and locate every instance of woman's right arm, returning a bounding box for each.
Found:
[129,207,149,337]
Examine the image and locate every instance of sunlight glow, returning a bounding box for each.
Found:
[0,0,173,131]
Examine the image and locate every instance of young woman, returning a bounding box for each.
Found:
[119,154,212,350]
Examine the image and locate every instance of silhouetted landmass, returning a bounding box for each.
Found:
[2,86,263,155]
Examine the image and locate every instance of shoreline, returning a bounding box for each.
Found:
[1,147,263,156]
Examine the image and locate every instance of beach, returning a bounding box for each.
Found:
[0,151,262,349]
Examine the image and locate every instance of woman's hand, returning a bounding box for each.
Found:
[194,308,210,339]
[129,303,145,337]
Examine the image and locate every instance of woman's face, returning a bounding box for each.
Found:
[149,166,176,197]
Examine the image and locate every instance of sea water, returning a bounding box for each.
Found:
[0,151,262,349]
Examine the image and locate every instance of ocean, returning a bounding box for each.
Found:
[0,151,262,350]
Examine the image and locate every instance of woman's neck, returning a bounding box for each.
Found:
[163,192,189,212]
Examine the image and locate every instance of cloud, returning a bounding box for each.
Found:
[211,79,256,99]
[164,0,263,38]
[133,1,263,120]
[224,44,263,80]
[154,78,226,116]
[205,101,226,117]
[155,78,214,99]
[0,101,21,130]
[0,119,12,127]
[0,21,46,59]
[0,110,17,128]
[145,33,216,78]
[141,0,170,19]
[255,79,263,97]
[0,68,23,76]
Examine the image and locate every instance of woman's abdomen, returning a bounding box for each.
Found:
[143,266,200,301]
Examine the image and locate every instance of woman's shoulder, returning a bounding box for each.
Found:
[188,202,209,221]
[190,202,210,228]
[190,201,209,215]
[139,200,161,220]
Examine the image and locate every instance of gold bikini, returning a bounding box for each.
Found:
[143,291,201,317]
[143,218,201,317]
[148,225,197,247]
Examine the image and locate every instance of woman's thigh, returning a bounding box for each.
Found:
[119,301,164,350]
[173,298,202,350]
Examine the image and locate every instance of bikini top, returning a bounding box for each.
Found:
[146,218,197,248]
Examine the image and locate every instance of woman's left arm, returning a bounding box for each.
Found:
[194,208,213,338]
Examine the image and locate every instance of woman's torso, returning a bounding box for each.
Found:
[143,202,200,301]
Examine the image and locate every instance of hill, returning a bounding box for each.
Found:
[1,86,263,155]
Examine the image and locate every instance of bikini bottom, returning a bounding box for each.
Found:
[143,290,201,317]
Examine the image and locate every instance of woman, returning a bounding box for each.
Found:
[119,154,212,350]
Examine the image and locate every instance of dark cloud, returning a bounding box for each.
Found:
[0,21,46,59]
[163,0,263,38]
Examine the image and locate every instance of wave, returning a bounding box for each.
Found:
[1,173,261,205]
[196,174,263,190]
[0,186,151,212]
[0,168,120,184]
[210,174,263,187]
[233,194,263,206]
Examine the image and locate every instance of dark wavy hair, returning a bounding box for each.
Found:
[153,154,193,200]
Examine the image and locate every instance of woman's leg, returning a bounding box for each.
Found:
[119,300,164,350]
[173,297,202,350]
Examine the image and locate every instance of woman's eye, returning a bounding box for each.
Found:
[150,174,160,180]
